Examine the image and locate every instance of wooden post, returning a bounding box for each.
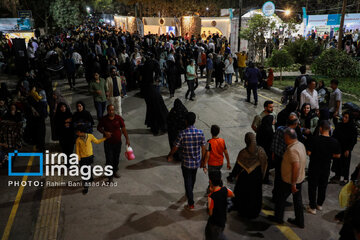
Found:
[337,0,347,50]
[237,0,242,52]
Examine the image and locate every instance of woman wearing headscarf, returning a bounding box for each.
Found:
[299,103,319,136]
[141,54,169,135]
[167,99,188,161]
[72,101,94,133]
[50,90,70,141]
[256,115,274,184]
[331,111,358,185]
[232,132,268,219]
[299,103,319,149]
[54,102,75,158]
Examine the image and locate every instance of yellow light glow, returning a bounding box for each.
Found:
[285,9,291,16]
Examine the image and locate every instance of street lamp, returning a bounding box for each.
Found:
[86,6,91,13]
[284,9,291,16]
[206,7,209,11]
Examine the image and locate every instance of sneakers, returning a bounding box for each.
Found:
[316,205,323,211]
[184,204,194,211]
[306,206,317,215]
[82,188,88,195]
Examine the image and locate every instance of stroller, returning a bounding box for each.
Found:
[281,86,294,104]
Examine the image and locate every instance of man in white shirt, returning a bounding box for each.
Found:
[300,79,319,110]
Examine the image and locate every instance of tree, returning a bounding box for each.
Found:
[50,0,82,29]
[285,38,317,64]
[240,14,275,64]
[311,48,360,78]
[268,49,294,81]
[20,0,54,33]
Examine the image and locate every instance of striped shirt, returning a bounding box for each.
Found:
[175,125,206,169]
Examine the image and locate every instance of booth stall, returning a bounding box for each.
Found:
[142,17,179,36]
[305,13,360,38]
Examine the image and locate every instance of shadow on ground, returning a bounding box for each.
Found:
[126,155,180,170]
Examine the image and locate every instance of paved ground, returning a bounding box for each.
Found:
[0,75,359,240]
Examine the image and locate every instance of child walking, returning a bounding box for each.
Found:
[206,171,234,240]
[75,126,111,194]
[203,125,231,174]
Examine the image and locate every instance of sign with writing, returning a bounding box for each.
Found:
[18,10,32,19]
[307,15,328,26]
[327,14,341,26]
[262,1,275,17]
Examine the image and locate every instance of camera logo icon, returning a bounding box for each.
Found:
[8,150,43,176]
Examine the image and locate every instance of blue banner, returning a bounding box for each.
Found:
[302,7,308,25]
[0,18,32,31]
[327,14,341,25]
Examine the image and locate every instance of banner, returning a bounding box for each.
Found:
[0,18,32,31]
[327,14,341,26]
[307,15,328,26]
[5,32,35,44]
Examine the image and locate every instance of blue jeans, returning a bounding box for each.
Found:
[104,141,122,174]
[246,83,258,103]
[94,101,106,120]
[185,80,195,99]
[181,166,198,206]
[225,74,232,85]
[121,83,127,96]
[234,68,239,82]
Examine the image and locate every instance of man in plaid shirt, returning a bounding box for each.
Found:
[271,112,300,202]
[168,112,206,210]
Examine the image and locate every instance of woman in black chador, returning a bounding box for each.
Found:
[140,54,168,135]
[231,132,268,219]
[167,98,188,160]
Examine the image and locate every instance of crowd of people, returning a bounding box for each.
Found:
[305,28,360,56]
[166,65,359,239]
[0,19,359,240]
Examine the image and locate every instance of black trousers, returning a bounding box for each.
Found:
[205,222,226,240]
[185,80,195,99]
[67,72,76,88]
[104,141,122,174]
[272,155,282,201]
[308,170,329,209]
[332,152,352,180]
[79,155,94,189]
[275,180,304,226]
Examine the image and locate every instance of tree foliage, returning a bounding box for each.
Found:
[240,14,276,63]
[311,48,360,78]
[50,0,82,29]
[285,38,317,65]
[268,49,294,80]
[120,0,219,17]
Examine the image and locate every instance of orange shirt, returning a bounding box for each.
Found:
[207,138,226,166]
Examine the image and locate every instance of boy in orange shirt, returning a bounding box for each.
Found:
[203,125,231,175]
